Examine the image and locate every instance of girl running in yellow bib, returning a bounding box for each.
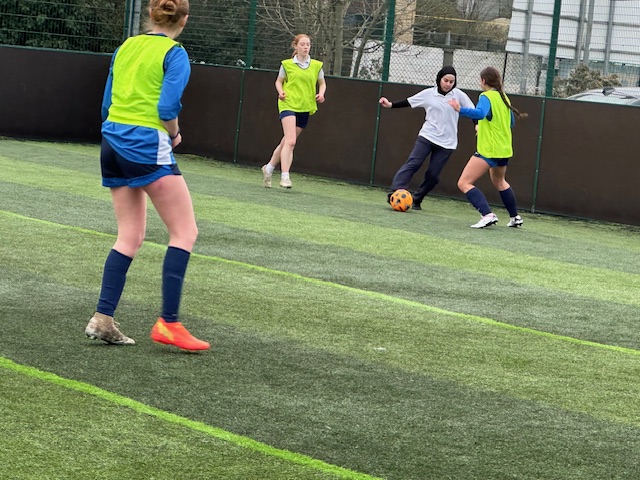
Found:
[262,34,326,189]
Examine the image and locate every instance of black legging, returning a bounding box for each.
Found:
[390,136,454,203]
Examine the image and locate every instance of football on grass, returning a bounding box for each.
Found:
[390,189,412,212]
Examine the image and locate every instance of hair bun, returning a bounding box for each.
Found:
[159,0,177,14]
[147,0,188,28]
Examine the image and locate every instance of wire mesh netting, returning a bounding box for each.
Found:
[1,0,639,98]
[0,0,125,53]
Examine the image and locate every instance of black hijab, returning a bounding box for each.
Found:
[436,66,457,95]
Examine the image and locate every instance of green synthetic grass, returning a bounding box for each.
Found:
[0,362,359,480]
[1,139,639,479]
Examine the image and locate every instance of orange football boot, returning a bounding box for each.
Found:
[150,318,210,352]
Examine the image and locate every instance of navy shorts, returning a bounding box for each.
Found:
[101,138,181,188]
[475,152,510,168]
[279,110,310,129]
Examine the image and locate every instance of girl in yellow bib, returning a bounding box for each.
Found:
[262,34,326,189]
[85,0,209,351]
[449,67,527,229]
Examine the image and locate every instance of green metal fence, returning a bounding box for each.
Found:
[1,0,639,97]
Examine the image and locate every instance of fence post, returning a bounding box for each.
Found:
[233,69,246,164]
[123,0,141,40]
[519,0,534,94]
[244,0,258,68]
[443,48,454,68]
[544,0,562,97]
[381,0,396,82]
[603,0,616,74]
[123,0,132,40]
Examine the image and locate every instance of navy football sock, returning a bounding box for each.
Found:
[499,187,518,217]
[96,249,133,317]
[465,187,492,216]
[161,246,191,323]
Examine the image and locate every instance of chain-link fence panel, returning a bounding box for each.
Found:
[178,0,252,67]
[0,0,125,53]
[507,0,640,97]
[1,0,639,99]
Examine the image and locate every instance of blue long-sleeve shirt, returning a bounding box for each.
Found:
[459,95,515,127]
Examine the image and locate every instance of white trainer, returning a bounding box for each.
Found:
[280,176,292,189]
[507,215,523,227]
[470,213,498,229]
[261,165,272,188]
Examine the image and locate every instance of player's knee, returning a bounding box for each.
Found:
[189,224,199,243]
[132,234,145,252]
[116,233,145,257]
[173,224,198,250]
[183,224,198,244]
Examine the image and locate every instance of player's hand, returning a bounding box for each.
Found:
[448,99,460,111]
[316,93,325,103]
[171,133,182,149]
[278,91,286,100]
[379,97,392,108]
